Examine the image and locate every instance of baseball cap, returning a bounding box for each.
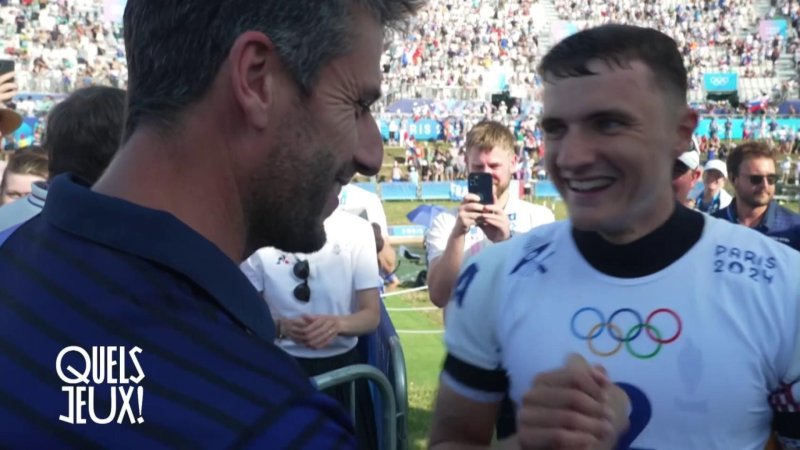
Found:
[677,150,700,170]
[704,159,728,178]
[0,108,22,135]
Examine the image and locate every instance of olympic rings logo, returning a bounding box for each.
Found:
[570,307,683,359]
[707,76,734,87]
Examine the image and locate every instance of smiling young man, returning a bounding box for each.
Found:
[429,25,800,450]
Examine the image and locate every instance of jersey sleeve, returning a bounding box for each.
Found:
[441,243,510,403]
[425,209,456,263]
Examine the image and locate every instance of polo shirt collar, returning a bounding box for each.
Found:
[726,199,778,231]
[42,174,275,340]
[29,181,47,207]
[761,200,779,231]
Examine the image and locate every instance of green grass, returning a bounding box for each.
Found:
[384,198,569,226]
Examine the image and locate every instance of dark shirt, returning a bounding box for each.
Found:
[573,203,704,277]
[0,175,356,448]
[714,199,800,252]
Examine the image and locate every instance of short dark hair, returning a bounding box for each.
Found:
[122,0,424,141]
[538,24,688,102]
[44,86,126,183]
[726,141,775,180]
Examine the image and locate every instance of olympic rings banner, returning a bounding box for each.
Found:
[703,72,738,93]
[570,307,683,359]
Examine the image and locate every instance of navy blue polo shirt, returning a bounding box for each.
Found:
[0,175,356,448]
[714,199,800,252]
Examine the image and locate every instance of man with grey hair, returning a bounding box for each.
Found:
[0,0,424,447]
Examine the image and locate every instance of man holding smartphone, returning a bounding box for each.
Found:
[425,120,554,440]
[426,121,554,309]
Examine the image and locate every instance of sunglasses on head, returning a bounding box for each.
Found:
[292,259,310,302]
[745,174,778,186]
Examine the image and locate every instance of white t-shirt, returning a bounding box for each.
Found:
[425,196,555,263]
[241,210,380,358]
[442,217,800,449]
[338,183,389,237]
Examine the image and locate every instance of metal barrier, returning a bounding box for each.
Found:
[389,335,409,450]
[313,364,398,450]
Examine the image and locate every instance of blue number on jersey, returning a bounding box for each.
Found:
[616,383,653,450]
[452,263,478,307]
[510,242,553,275]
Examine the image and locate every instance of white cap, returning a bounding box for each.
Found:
[704,159,728,178]
[677,150,700,170]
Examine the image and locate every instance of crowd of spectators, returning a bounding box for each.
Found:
[0,0,124,109]
[380,0,547,102]
[380,0,799,112]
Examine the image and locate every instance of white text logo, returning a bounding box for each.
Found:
[56,346,145,425]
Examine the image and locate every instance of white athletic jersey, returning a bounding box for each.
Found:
[425,197,554,263]
[241,210,380,358]
[443,217,800,449]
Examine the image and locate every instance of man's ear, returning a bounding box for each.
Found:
[228,31,281,130]
[674,107,699,160]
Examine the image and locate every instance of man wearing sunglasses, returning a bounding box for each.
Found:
[714,141,800,251]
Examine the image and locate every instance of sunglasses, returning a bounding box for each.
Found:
[292,259,311,302]
[745,174,778,186]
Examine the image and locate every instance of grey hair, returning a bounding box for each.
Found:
[123,0,426,141]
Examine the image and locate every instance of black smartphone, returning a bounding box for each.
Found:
[0,59,14,83]
[467,172,493,205]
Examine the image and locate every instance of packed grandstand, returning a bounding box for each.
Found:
[4,0,800,147]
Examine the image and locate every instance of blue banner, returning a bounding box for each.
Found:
[703,73,738,93]
[695,117,800,139]
[387,225,425,238]
[379,182,418,201]
[419,182,452,200]
[759,19,789,40]
[533,181,561,199]
[379,118,443,141]
[11,117,39,148]
[449,180,468,201]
